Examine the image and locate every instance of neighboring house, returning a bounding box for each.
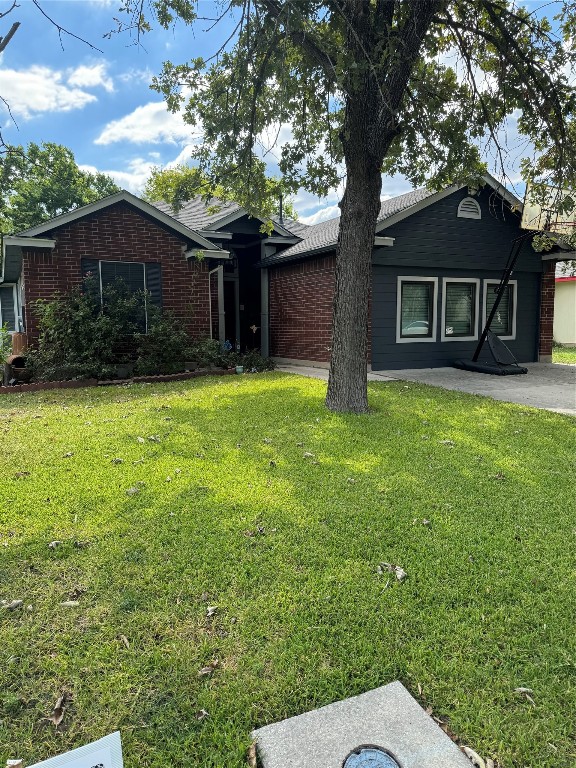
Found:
[0,174,559,369]
[554,262,576,346]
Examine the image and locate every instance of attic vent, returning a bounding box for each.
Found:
[457,197,481,220]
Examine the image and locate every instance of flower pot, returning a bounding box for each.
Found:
[235,365,244,374]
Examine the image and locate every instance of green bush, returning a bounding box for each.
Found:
[134,308,190,375]
[0,323,12,361]
[28,278,145,381]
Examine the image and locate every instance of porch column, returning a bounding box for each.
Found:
[539,260,556,362]
[260,267,269,357]
[218,265,226,346]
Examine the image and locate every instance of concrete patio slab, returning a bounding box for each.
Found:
[371,363,576,416]
[252,681,471,768]
[278,363,575,416]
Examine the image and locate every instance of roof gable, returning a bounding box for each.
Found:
[261,175,523,266]
[153,196,298,238]
[18,191,226,253]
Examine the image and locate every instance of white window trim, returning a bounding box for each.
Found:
[482,279,517,341]
[441,278,480,342]
[0,283,19,333]
[396,276,438,344]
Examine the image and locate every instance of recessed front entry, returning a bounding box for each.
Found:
[343,745,401,768]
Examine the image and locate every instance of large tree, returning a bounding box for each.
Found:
[124,0,575,412]
[0,142,120,233]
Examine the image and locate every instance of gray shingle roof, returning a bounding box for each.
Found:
[153,197,243,231]
[261,187,433,265]
[152,198,309,238]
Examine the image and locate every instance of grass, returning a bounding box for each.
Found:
[553,344,576,365]
[0,373,575,768]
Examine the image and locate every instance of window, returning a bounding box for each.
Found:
[457,197,481,220]
[441,279,479,341]
[0,285,17,332]
[483,280,517,340]
[81,259,162,331]
[396,277,438,343]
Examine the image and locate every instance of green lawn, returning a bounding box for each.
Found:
[1,374,574,768]
[553,344,576,365]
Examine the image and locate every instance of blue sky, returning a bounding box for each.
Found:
[0,1,552,224]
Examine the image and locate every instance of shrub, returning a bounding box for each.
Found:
[29,277,145,381]
[0,323,12,361]
[134,308,190,375]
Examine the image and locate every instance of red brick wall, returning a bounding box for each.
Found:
[22,203,210,342]
[268,253,373,364]
[269,255,336,362]
[539,261,556,358]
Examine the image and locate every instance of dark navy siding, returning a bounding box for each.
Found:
[371,187,542,370]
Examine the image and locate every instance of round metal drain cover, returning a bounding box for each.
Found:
[343,745,401,768]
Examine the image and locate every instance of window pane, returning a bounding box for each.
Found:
[0,286,16,331]
[445,282,475,337]
[100,261,145,294]
[401,282,433,337]
[486,284,512,336]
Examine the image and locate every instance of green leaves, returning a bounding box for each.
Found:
[0,142,120,234]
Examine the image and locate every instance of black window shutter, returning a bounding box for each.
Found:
[145,263,162,308]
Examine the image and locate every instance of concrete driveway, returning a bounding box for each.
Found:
[278,363,576,416]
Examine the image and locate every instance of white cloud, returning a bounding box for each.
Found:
[117,68,155,86]
[68,63,114,93]
[80,157,157,194]
[0,65,97,119]
[300,204,340,226]
[94,101,196,145]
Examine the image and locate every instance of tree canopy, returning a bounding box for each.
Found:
[84,2,576,409]
[143,164,297,224]
[0,142,120,234]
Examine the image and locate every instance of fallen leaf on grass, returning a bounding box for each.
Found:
[263,438,272,444]
[13,471,30,479]
[514,687,536,706]
[439,439,455,446]
[147,435,160,443]
[136,437,145,444]
[6,759,24,767]
[48,540,62,549]
[490,471,507,481]
[206,606,218,618]
[195,708,209,721]
[378,562,408,582]
[247,742,257,767]
[111,458,123,464]
[46,692,72,727]
[303,452,314,458]
[59,601,80,608]
[126,486,141,496]
[118,634,130,649]
[2,599,23,610]
[62,452,74,458]
[462,746,486,767]
[198,659,219,677]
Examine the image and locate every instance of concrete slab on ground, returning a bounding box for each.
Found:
[277,365,396,382]
[252,681,471,768]
[278,363,575,416]
[371,363,576,416]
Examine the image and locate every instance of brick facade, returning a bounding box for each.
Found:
[269,255,336,362]
[539,260,556,359]
[21,203,210,342]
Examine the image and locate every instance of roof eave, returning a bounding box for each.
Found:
[18,191,226,254]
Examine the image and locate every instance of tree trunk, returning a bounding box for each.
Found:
[325,146,382,413]
[325,0,442,413]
